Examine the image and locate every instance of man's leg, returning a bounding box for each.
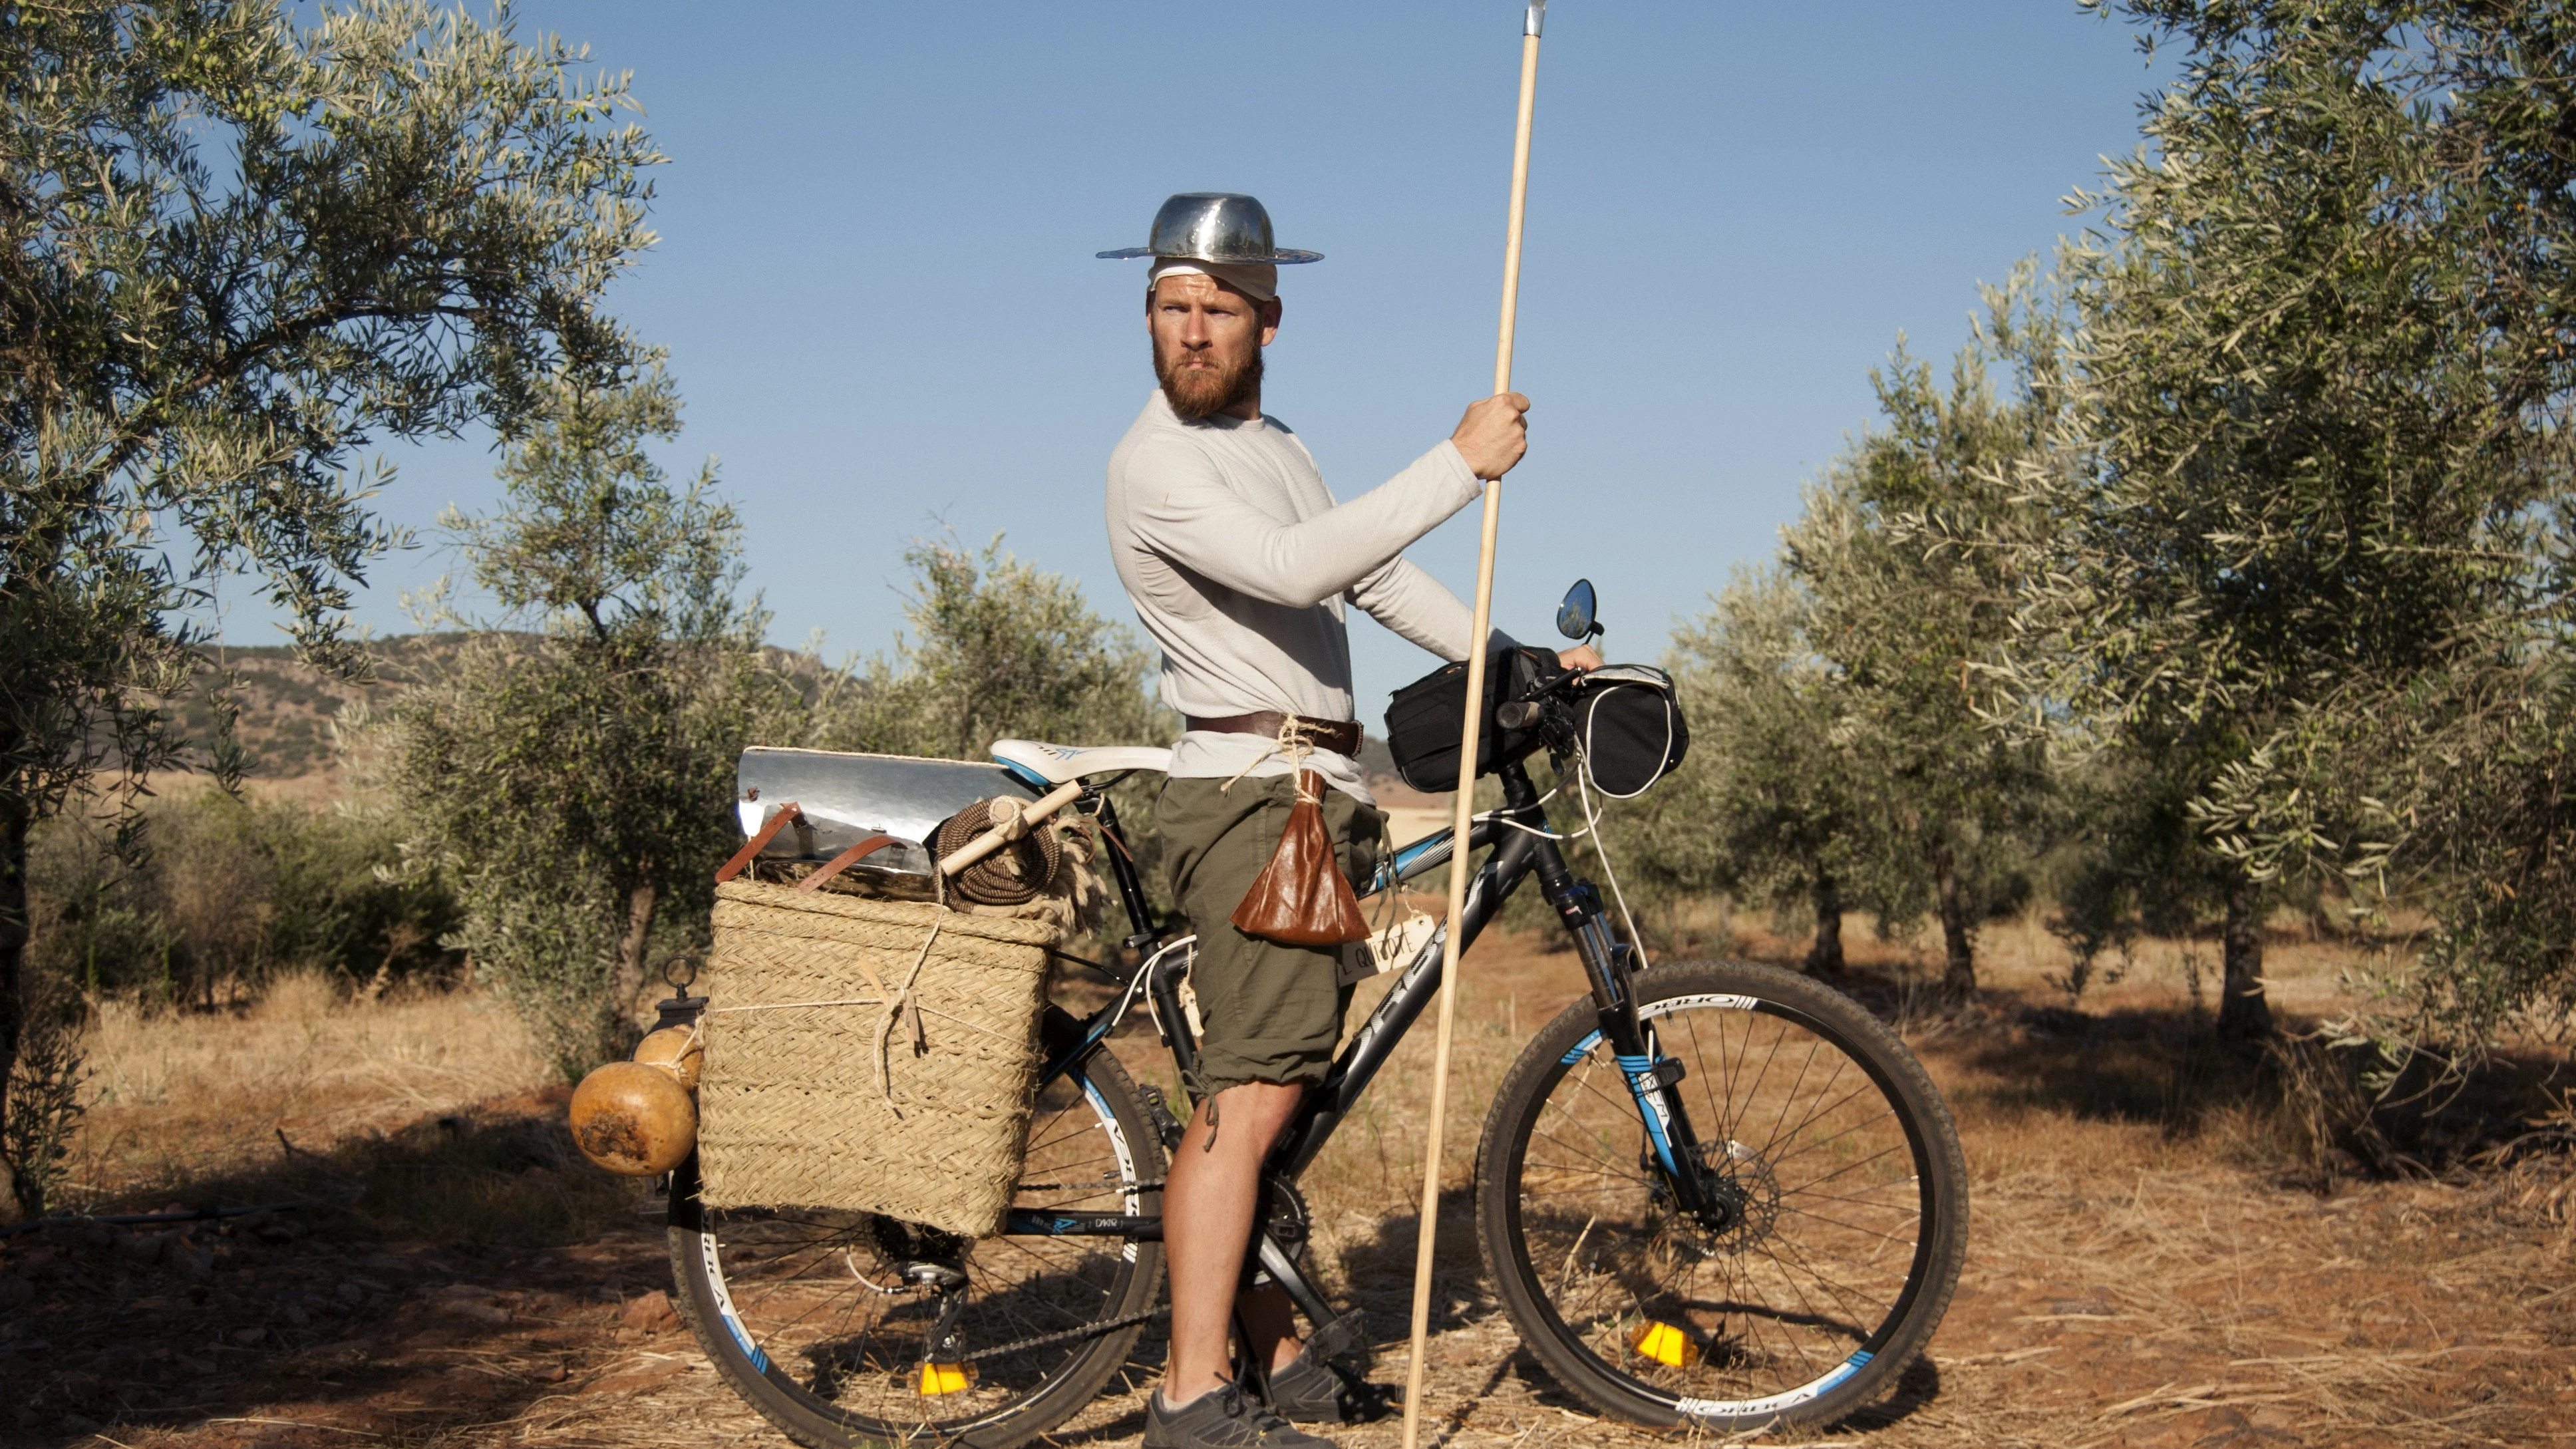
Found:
[1152,773,1382,1412]
[1162,1079,1305,1404]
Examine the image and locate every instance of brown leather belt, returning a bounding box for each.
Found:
[1185,711,1362,758]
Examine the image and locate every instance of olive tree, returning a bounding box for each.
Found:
[1993,1,2576,1042]
[821,535,1169,763]
[1616,567,1887,973]
[0,0,657,1214]
[1786,275,2062,994]
[380,365,800,1079]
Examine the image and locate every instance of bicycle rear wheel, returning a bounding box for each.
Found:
[1474,960,1967,1434]
[670,1013,1166,1448]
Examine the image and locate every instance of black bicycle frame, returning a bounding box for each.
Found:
[1006,756,1731,1256]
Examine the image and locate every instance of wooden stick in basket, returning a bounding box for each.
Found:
[937,781,1084,878]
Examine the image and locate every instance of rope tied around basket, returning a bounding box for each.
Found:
[707,786,1084,1117]
[857,796,1072,1112]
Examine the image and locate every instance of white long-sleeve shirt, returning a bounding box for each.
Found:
[1104,389,1494,802]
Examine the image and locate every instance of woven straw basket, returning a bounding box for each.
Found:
[696,879,1059,1238]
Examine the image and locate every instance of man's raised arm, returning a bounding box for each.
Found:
[1126,394,1531,609]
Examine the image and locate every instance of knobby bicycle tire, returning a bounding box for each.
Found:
[669,1011,1167,1448]
[1474,960,1967,1433]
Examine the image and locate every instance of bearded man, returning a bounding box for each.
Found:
[1100,194,1595,1449]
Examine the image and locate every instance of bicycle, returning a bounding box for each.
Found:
[664,589,1969,1448]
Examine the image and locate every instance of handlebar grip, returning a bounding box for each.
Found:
[1496,701,1542,730]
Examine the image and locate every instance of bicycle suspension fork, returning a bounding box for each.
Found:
[1500,764,1736,1231]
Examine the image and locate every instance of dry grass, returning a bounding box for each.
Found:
[67,971,553,1209]
[10,917,2575,1448]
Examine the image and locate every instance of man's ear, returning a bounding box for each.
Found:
[1258,297,1283,347]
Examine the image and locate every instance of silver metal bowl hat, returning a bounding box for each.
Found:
[1096,193,1321,265]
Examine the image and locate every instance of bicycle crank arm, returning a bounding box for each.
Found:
[1255,1233,1340,1334]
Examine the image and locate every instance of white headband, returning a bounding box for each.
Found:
[1148,255,1278,301]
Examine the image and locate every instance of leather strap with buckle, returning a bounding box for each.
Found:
[1184,711,1362,758]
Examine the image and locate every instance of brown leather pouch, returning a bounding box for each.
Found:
[1230,771,1371,946]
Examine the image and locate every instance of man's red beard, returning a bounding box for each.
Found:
[1154,337,1264,421]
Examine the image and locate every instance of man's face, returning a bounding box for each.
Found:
[1148,273,1281,421]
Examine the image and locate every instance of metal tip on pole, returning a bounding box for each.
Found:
[1526,1,1546,37]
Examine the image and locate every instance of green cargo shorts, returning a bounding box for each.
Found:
[1157,772,1384,1098]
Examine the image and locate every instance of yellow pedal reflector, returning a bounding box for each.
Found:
[1630,1320,1700,1368]
[919,1361,976,1395]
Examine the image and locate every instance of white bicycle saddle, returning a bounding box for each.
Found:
[990,738,1174,788]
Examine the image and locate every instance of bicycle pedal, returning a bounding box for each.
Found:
[1138,1084,1186,1150]
[1340,1379,1399,1424]
[1305,1307,1372,1377]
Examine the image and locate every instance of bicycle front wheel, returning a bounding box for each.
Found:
[1475,960,1967,1434]
[669,1012,1166,1449]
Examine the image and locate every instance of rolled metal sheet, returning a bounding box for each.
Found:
[733,746,1039,878]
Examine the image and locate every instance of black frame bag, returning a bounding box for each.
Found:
[1383,646,1565,794]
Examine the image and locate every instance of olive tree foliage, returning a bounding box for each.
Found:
[377,366,800,1080]
[810,535,1175,913]
[1785,275,2062,994]
[1984,1,2576,1045]
[1613,566,1888,974]
[0,0,656,1215]
[820,535,1170,763]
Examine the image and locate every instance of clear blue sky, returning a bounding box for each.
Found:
[265,1,2166,719]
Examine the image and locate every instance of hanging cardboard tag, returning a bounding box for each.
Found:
[1339,909,1438,986]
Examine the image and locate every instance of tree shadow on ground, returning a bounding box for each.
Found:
[1796,960,2569,1179]
[2,1090,679,1448]
[1321,1184,1490,1342]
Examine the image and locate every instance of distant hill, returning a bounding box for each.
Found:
[174,635,479,782]
[176,634,1429,804]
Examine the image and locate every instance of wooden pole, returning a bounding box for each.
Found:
[1400,6,1543,1446]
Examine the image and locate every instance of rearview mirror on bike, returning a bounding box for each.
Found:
[1556,577,1601,642]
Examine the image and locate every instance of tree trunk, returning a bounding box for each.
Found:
[1805,871,1845,975]
[2219,874,2273,1041]
[609,880,659,1056]
[1934,840,1977,996]
[0,782,30,1219]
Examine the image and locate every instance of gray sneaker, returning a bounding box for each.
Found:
[1263,1345,1372,1423]
[1143,1383,1337,1449]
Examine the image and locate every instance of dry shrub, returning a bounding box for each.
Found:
[2478,1087,2576,1237]
[28,790,462,1008]
[2267,1031,2404,1180]
[70,969,550,1208]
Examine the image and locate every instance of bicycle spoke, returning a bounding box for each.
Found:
[1498,973,1957,1423]
[675,1048,1162,1438]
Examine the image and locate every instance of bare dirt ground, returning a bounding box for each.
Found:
[9,917,2575,1449]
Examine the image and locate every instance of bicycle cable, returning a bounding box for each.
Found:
[1474,784,1590,842]
[1569,742,1653,971]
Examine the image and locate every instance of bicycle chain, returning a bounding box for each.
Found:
[955,1304,1167,1364]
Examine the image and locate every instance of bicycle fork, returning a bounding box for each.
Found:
[1512,776,1742,1237]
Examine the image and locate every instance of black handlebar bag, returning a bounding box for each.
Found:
[1572,667,1690,798]
[1383,646,1565,793]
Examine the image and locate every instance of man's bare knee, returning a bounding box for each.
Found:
[1202,1080,1305,1155]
